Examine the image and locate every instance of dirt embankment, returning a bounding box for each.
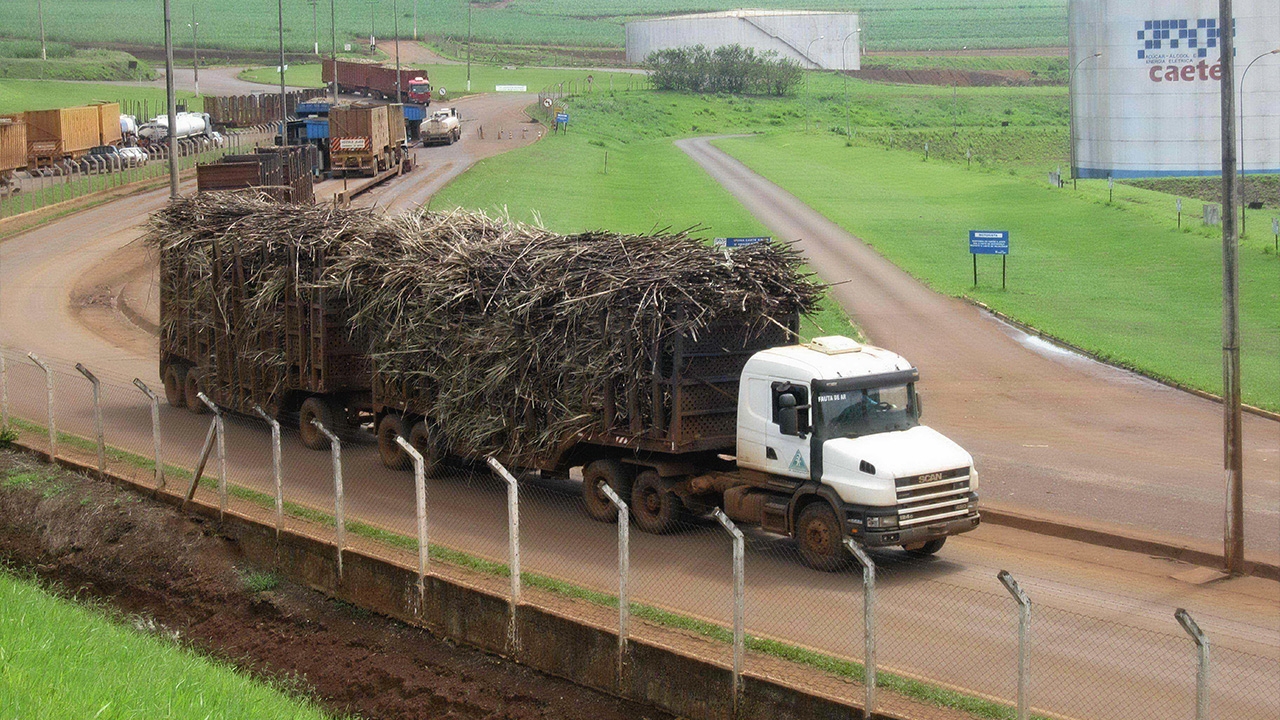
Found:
[0,450,672,720]
[849,67,1053,87]
[1124,175,1279,210]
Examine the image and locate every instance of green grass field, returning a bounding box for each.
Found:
[0,48,155,82]
[716,134,1280,409]
[0,1,1067,54]
[0,79,197,115]
[0,571,333,719]
[239,61,642,98]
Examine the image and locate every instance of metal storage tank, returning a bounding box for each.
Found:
[626,10,861,70]
[1070,0,1280,178]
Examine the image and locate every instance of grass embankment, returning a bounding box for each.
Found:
[862,54,1068,83]
[239,62,641,98]
[0,79,197,115]
[0,40,156,82]
[0,570,332,719]
[716,134,1280,409]
[0,1,1066,53]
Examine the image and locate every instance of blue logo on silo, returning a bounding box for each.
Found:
[1137,18,1234,60]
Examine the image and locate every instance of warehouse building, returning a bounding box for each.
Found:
[1069,0,1280,178]
[625,10,861,70]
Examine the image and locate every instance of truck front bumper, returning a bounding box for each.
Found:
[854,512,980,548]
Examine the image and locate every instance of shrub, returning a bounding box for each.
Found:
[645,44,802,97]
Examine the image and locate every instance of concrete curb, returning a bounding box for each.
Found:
[981,504,1279,582]
[967,298,1280,423]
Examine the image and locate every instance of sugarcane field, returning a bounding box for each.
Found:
[0,3,1277,720]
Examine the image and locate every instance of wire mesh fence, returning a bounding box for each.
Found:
[0,343,1277,720]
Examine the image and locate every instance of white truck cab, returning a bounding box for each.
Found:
[734,336,979,567]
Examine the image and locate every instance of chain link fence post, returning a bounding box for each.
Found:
[600,482,630,689]
[395,435,430,605]
[1176,608,1211,720]
[196,392,226,517]
[844,538,877,716]
[74,363,105,478]
[252,406,283,540]
[999,570,1033,720]
[0,350,8,427]
[132,379,164,491]
[311,419,345,583]
[26,353,55,457]
[712,508,745,716]
[486,457,521,653]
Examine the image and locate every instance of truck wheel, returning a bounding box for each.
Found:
[298,396,336,450]
[904,538,946,557]
[581,459,632,523]
[407,420,442,477]
[162,363,187,408]
[631,470,680,534]
[183,372,208,415]
[796,502,849,572]
[377,414,410,471]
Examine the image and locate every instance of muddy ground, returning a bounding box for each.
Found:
[1124,174,1278,210]
[0,449,673,720]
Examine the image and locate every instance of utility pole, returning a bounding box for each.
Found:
[413,0,418,40]
[278,0,289,147]
[1069,51,1102,189]
[1218,0,1243,576]
[163,0,179,198]
[37,0,47,60]
[370,0,376,51]
[311,0,319,55]
[466,1,473,92]
[188,6,199,97]
[330,0,337,103]
[394,0,401,101]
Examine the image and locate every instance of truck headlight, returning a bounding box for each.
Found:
[969,467,979,492]
[866,515,899,530]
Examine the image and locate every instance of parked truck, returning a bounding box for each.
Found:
[159,240,980,570]
[322,60,432,104]
[23,105,102,168]
[138,111,214,142]
[0,116,26,194]
[421,108,461,146]
[328,103,400,177]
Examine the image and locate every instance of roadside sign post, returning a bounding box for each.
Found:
[555,112,569,134]
[969,230,1010,289]
[1178,198,1183,229]
[1108,176,1114,203]
[1272,217,1278,253]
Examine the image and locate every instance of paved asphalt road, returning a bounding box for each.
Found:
[0,108,1275,719]
[676,136,1280,560]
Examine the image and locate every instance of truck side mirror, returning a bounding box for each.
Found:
[777,393,799,436]
[913,392,923,419]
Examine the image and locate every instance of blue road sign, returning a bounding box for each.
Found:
[969,230,1010,255]
[714,236,770,248]
[555,113,569,123]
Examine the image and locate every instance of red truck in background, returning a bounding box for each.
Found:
[322,60,432,105]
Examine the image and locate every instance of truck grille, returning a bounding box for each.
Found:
[896,468,972,527]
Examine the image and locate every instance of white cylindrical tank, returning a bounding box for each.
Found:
[138,112,212,141]
[1070,0,1280,178]
[626,10,860,70]
[120,115,138,136]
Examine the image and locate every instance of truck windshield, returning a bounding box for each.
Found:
[409,83,430,94]
[816,384,917,439]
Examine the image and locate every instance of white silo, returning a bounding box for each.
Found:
[1069,0,1280,178]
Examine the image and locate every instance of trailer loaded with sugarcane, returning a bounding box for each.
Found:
[150,194,979,569]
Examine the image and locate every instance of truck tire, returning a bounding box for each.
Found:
[377,414,410,470]
[631,470,681,534]
[184,372,208,415]
[162,363,187,408]
[904,538,946,557]
[796,502,849,572]
[407,419,442,477]
[581,459,632,523]
[298,396,336,450]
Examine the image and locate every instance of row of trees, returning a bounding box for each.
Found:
[644,44,803,96]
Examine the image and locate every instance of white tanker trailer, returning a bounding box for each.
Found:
[138,112,213,141]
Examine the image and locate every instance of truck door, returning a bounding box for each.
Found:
[764,381,812,479]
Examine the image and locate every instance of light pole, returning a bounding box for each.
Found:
[466,0,473,92]
[1068,51,1102,189]
[163,0,178,198]
[393,0,401,100]
[1238,48,1279,237]
[1218,0,1243,577]
[187,8,199,97]
[310,0,319,55]
[841,27,861,138]
[414,0,418,41]
[804,36,824,131]
[37,0,47,60]
[370,0,376,51]
[329,0,338,102]
[278,0,288,147]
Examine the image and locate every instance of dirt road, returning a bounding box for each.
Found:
[0,104,1275,720]
[676,136,1280,558]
